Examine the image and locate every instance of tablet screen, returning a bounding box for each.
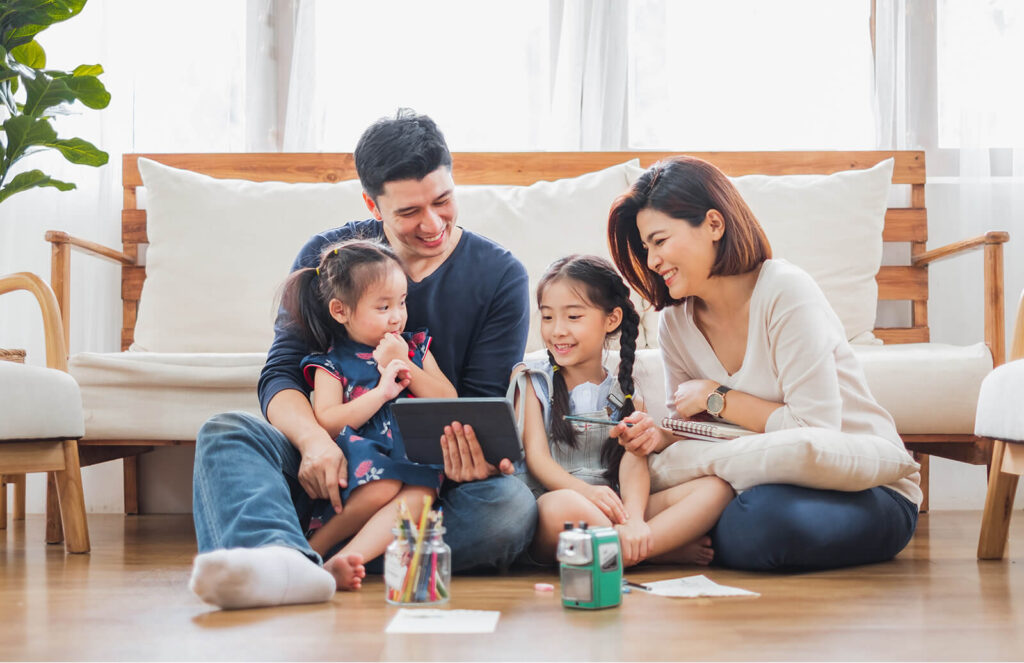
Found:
[391,397,523,466]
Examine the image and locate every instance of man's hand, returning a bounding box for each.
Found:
[673,379,718,419]
[439,421,514,482]
[581,484,628,524]
[373,332,410,371]
[615,518,653,566]
[610,411,660,456]
[297,430,348,514]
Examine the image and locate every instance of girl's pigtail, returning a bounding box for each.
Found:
[281,265,334,352]
[547,349,578,449]
[601,291,641,485]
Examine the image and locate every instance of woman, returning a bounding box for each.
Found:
[606,156,920,571]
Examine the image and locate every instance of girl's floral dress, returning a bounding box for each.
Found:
[300,329,444,533]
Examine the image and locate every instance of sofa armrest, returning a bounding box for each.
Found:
[0,272,68,371]
[911,230,1011,366]
[44,231,136,349]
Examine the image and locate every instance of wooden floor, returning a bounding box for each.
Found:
[1,511,1023,661]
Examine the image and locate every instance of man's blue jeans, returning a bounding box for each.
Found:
[192,412,538,572]
[711,483,919,571]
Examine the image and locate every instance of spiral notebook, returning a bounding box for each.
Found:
[661,417,757,442]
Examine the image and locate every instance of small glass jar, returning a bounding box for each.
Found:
[385,525,451,605]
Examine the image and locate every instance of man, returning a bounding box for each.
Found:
[189,110,536,610]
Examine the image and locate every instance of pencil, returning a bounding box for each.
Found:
[402,495,434,602]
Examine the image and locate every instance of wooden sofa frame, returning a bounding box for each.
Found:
[45,150,1008,517]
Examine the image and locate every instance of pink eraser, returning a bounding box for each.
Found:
[534,582,555,592]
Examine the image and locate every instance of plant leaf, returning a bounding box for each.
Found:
[51,136,107,166]
[0,168,75,204]
[62,73,109,108]
[72,63,102,77]
[3,114,58,162]
[22,72,74,116]
[10,39,46,68]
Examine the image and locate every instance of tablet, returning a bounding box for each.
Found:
[391,397,523,466]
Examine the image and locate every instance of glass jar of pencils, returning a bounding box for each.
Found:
[385,523,451,605]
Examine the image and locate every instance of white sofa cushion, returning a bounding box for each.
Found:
[70,352,264,440]
[0,361,84,439]
[457,160,644,351]
[135,158,369,354]
[856,342,992,434]
[974,358,1024,441]
[627,158,894,345]
[135,158,644,355]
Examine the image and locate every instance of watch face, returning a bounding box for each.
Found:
[707,392,724,415]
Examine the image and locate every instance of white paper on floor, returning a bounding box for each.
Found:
[639,574,759,598]
[385,608,501,634]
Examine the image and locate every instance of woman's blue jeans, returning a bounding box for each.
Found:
[192,411,538,572]
[710,483,919,571]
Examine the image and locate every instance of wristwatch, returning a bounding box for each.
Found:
[706,385,731,417]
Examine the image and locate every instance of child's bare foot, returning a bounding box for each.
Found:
[677,535,715,565]
[324,552,366,591]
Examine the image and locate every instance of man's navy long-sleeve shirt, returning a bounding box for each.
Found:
[258,219,530,417]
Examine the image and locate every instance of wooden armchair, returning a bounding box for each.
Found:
[0,272,89,552]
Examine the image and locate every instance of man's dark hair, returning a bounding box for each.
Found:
[354,108,453,200]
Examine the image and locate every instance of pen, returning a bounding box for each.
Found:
[622,579,650,591]
[563,415,634,427]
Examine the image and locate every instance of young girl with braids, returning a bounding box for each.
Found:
[281,239,456,590]
[512,255,734,566]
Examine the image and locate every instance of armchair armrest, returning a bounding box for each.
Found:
[911,231,1011,366]
[44,231,136,349]
[0,272,69,371]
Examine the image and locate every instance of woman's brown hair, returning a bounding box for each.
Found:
[607,156,771,310]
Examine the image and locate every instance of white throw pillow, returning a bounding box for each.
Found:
[457,160,646,351]
[647,427,920,494]
[731,158,894,342]
[135,158,645,354]
[135,158,369,353]
[626,158,894,344]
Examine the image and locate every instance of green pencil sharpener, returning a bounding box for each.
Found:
[556,521,622,610]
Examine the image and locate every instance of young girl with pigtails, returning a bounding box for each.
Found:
[511,255,735,567]
[280,238,456,591]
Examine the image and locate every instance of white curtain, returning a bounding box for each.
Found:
[544,0,629,150]
[874,0,1024,354]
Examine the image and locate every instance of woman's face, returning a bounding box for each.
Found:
[636,207,722,300]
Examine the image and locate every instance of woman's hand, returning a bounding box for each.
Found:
[673,379,719,419]
[373,332,410,370]
[615,518,653,567]
[610,411,660,456]
[377,359,411,400]
[581,484,628,524]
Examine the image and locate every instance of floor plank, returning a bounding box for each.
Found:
[1,511,1022,661]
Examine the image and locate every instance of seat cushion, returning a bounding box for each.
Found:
[0,361,84,439]
[854,342,993,434]
[70,352,264,440]
[974,358,1024,442]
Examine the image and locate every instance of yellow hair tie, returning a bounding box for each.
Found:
[624,394,633,400]
[333,248,339,255]
[315,267,320,276]
[552,365,559,372]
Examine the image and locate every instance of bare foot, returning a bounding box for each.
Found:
[324,552,366,591]
[677,535,714,566]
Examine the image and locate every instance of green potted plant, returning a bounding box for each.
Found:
[1,0,110,204]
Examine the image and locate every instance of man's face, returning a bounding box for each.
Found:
[365,167,458,261]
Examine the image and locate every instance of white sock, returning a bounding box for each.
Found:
[189,546,335,610]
